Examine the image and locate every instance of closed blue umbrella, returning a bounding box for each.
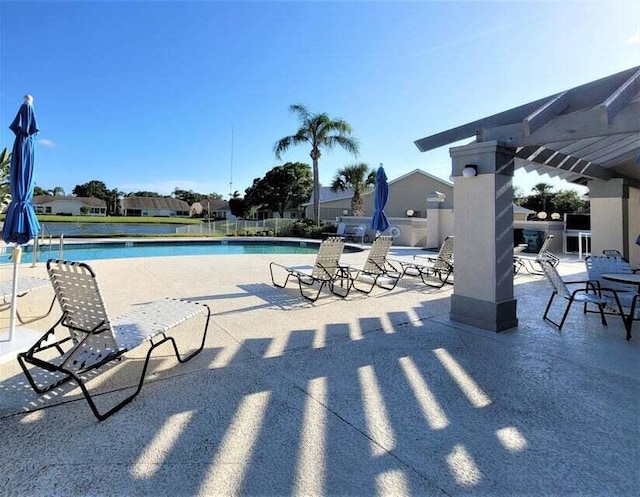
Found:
[371,164,390,234]
[3,95,40,342]
[3,95,40,245]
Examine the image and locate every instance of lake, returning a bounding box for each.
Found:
[40,222,185,237]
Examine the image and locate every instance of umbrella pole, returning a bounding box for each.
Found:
[8,245,22,342]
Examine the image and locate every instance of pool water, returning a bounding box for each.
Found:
[1,239,346,264]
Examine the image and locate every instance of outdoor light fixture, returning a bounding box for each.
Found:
[551,212,561,220]
[342,209,349,215]
[406,209,414,217]
[462,164,477,177]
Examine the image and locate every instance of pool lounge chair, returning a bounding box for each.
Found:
[17,259,211,421]
[343,236,402,294]
[0,276,56,324]
[513,234,557,275]
[269,237,349,302]
[393,236,454,288]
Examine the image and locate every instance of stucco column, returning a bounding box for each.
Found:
[426,191,445,249]
[588,178,639,265]
[449,141,517,331]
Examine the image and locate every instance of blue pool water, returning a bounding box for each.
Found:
[1,239,351,264]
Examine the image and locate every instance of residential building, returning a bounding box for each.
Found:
[121,196,191,217]
[33,195,107,216]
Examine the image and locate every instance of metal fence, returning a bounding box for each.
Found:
[175,218,298,236]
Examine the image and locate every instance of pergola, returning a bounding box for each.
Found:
[414,66,640,331]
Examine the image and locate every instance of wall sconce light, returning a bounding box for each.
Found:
[462,164,478,177]
[342,209,349,215]
[406,209,414,217]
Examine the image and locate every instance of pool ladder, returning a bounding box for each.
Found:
[31,225,63,266]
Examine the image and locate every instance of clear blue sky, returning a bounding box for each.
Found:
[1,1,638,198]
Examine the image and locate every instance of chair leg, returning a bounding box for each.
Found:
[543,292,565,328]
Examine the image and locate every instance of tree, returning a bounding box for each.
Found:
[274,104,359,225]
[330,162,375,216]
[228,190,252,219]
[52,186,66,196]
[172,188,222,205]
[73,180,120,215]
[531,182,554,213]
[126,191,164,198]
[0,148,10,207]
[73,180,110,199]
[550,189,589,215]
[245,162,313,218]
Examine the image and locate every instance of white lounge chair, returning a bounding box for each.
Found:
[343,236,402,294]
[392,236,454,288]
[269,237,349,301]
[513,234,558,275]
[17,259,211,421]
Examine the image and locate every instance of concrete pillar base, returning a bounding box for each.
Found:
[450,294,518,332]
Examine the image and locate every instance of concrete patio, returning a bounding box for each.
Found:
[0,246,638,496]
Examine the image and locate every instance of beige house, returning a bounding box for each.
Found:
[191,198,236,220]
[121,197,191,217]
[305,169,454,221]
[33,195,107,216]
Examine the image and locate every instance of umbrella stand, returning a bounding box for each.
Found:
[8,245,22,342]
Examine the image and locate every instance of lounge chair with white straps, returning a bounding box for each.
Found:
[269,237,349,302]
[392,236,454,288]
[342,235,402,294]
[17,259,211,421]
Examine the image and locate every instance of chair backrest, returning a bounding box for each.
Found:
[335,223,346,236]
[312,237,345,280]
[535,235,554,262]
[585,255,635,293]
[363,236,393,274]
[540,258,571,299]
[46,259,119,352]
[602,249,626,260]
[433,236,454,271]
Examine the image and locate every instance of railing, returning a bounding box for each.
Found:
[32,224,62,265]
[175,218,297,236]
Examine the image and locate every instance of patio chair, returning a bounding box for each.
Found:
[513,234,558,275]
[392,236,454,288]
[0,276,56,324]
[540,258,614,330]
[343,236,402,294]
[584,255,639,340]
[269,237,349,302]
[17,259,211,421]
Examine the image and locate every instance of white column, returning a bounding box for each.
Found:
[426,191,446,249]
[449,141,517,332]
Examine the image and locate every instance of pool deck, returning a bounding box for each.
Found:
[0,244,638,496]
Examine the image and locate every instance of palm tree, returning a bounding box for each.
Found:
[330,163,375,216]
[274,104,359,225]
[531,182,554,213]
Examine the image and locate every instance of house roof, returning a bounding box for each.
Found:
[306,170,453,206]
[33,195,106,207]
[414,66,640,187]
[363,168,453,196]
[122,196,190,210]
[303,186,355,206]
[191,199,230,214]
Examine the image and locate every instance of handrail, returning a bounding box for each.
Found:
[32,223,61,266]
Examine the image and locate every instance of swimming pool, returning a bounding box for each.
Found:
[1,238,362,263]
